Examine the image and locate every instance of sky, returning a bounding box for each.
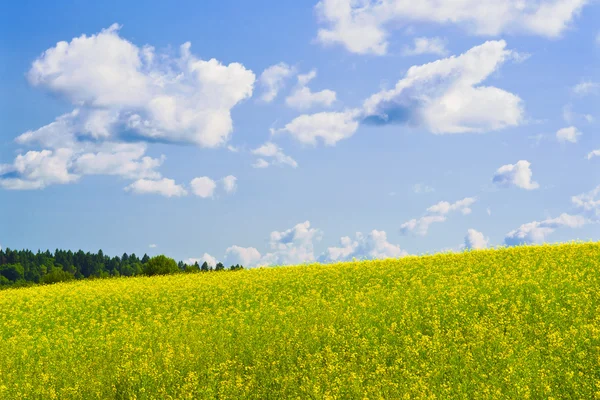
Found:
[1,0,599,267]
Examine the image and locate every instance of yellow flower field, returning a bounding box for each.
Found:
[1,242,599,399]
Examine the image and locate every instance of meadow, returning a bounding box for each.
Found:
[0,242,599,399]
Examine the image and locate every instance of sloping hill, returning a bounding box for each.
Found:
[1,242,599,399]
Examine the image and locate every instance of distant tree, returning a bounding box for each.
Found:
[0,263,24,281]
[41,267,75,284]
[215,262,225,271]
[141,254,150,264]
[143,255,179,276]
[184,262,200,273]
[200,261,209,272]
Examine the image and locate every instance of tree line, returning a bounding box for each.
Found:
[0,248,243,289]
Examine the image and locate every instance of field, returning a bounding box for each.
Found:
[1,242,599,399]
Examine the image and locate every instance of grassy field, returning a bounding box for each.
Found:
[0,242,599,399]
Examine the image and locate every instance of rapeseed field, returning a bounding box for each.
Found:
[0,242,599,399]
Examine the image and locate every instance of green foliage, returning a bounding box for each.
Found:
[40,267,75,284]
[142,255,180,276]
[215,262,225,271]
[0,263,24,281]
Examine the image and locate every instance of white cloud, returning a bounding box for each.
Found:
[125,178,188,197]
[493,160,539,190]
[487,207,492,216]
[285,70,337,110]
[402,37,448,56]
[315,0,588,55]
[572,185,600,218]
[587,149,600,160]
[73,142,164,179]
[27,24,255,148]
[252,158,270,169]
[320,230,408,262]
[149,244,157,248]
[0,148,79,190]
[190,177,217,198]
[427,197,477,215]
[224,245,263,267]
[185,253,218,267]
[464,229,489,249]
[222,175,237,194]
[274,109,361,146]
[400,215,447,236]
[505,213,587,245]
[400,196,476,236]
[251,142,298,168]
[258,63,295,102]
[363,40,524,134]
[572,81,599,96]
[556,126,582,143]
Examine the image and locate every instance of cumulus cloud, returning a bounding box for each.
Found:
[224,245,263,266]
[251,142,298,168]
[149,244,157,248]
[504,213,587,245]
[315,0,587,55]
[185,253,218,267]
[27,24,255,148]
[222,175,237,194]
[274,109,361,146]
[572,185,600,218]
[225,221,323,268]
[402,37,448,56]
[464,229,489,249]
[587,150,600,160]
[572,81,599,96]
[190,177,217,198]
[320,230,408,262]
[285,70,337,110]
[427,197,476,215]
[493,160,539,190]
[258,62,295,102]
[363,40,524,134]
[556,126,582,143]
[124,178,188,197]
[400,197,476,236]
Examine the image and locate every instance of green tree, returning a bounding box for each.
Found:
[215,262,225,271]
[143,255,179,276]
[200,261,209,272]
[0,263,24,281]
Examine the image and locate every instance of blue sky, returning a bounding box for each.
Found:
[1,0,599,267]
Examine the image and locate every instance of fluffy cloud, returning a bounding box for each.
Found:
[251,142,298,168]
[258,63,295,102]
[427,197,476,215]
[285,70,337,110]
[363,40,524,134]
[190,177,217,198]
[27,24,255,148]
[224,245,263,267]
[400,216,447,236]
[185,253,218,267]
[556,126,582,143]
[504,213,587,245]
[572,185,600,218]
[274,109,361,146]
[222,175,237,194]
[572,81,599,96]
[464,229,489,249]
[402,37,448,56]
[225,221,323,268]
[320,230,408,262]
[124,178,188,197]
[493,160,539,190]
[401,197,476,236]
[315,0,587,55]
[587,150,600,160]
